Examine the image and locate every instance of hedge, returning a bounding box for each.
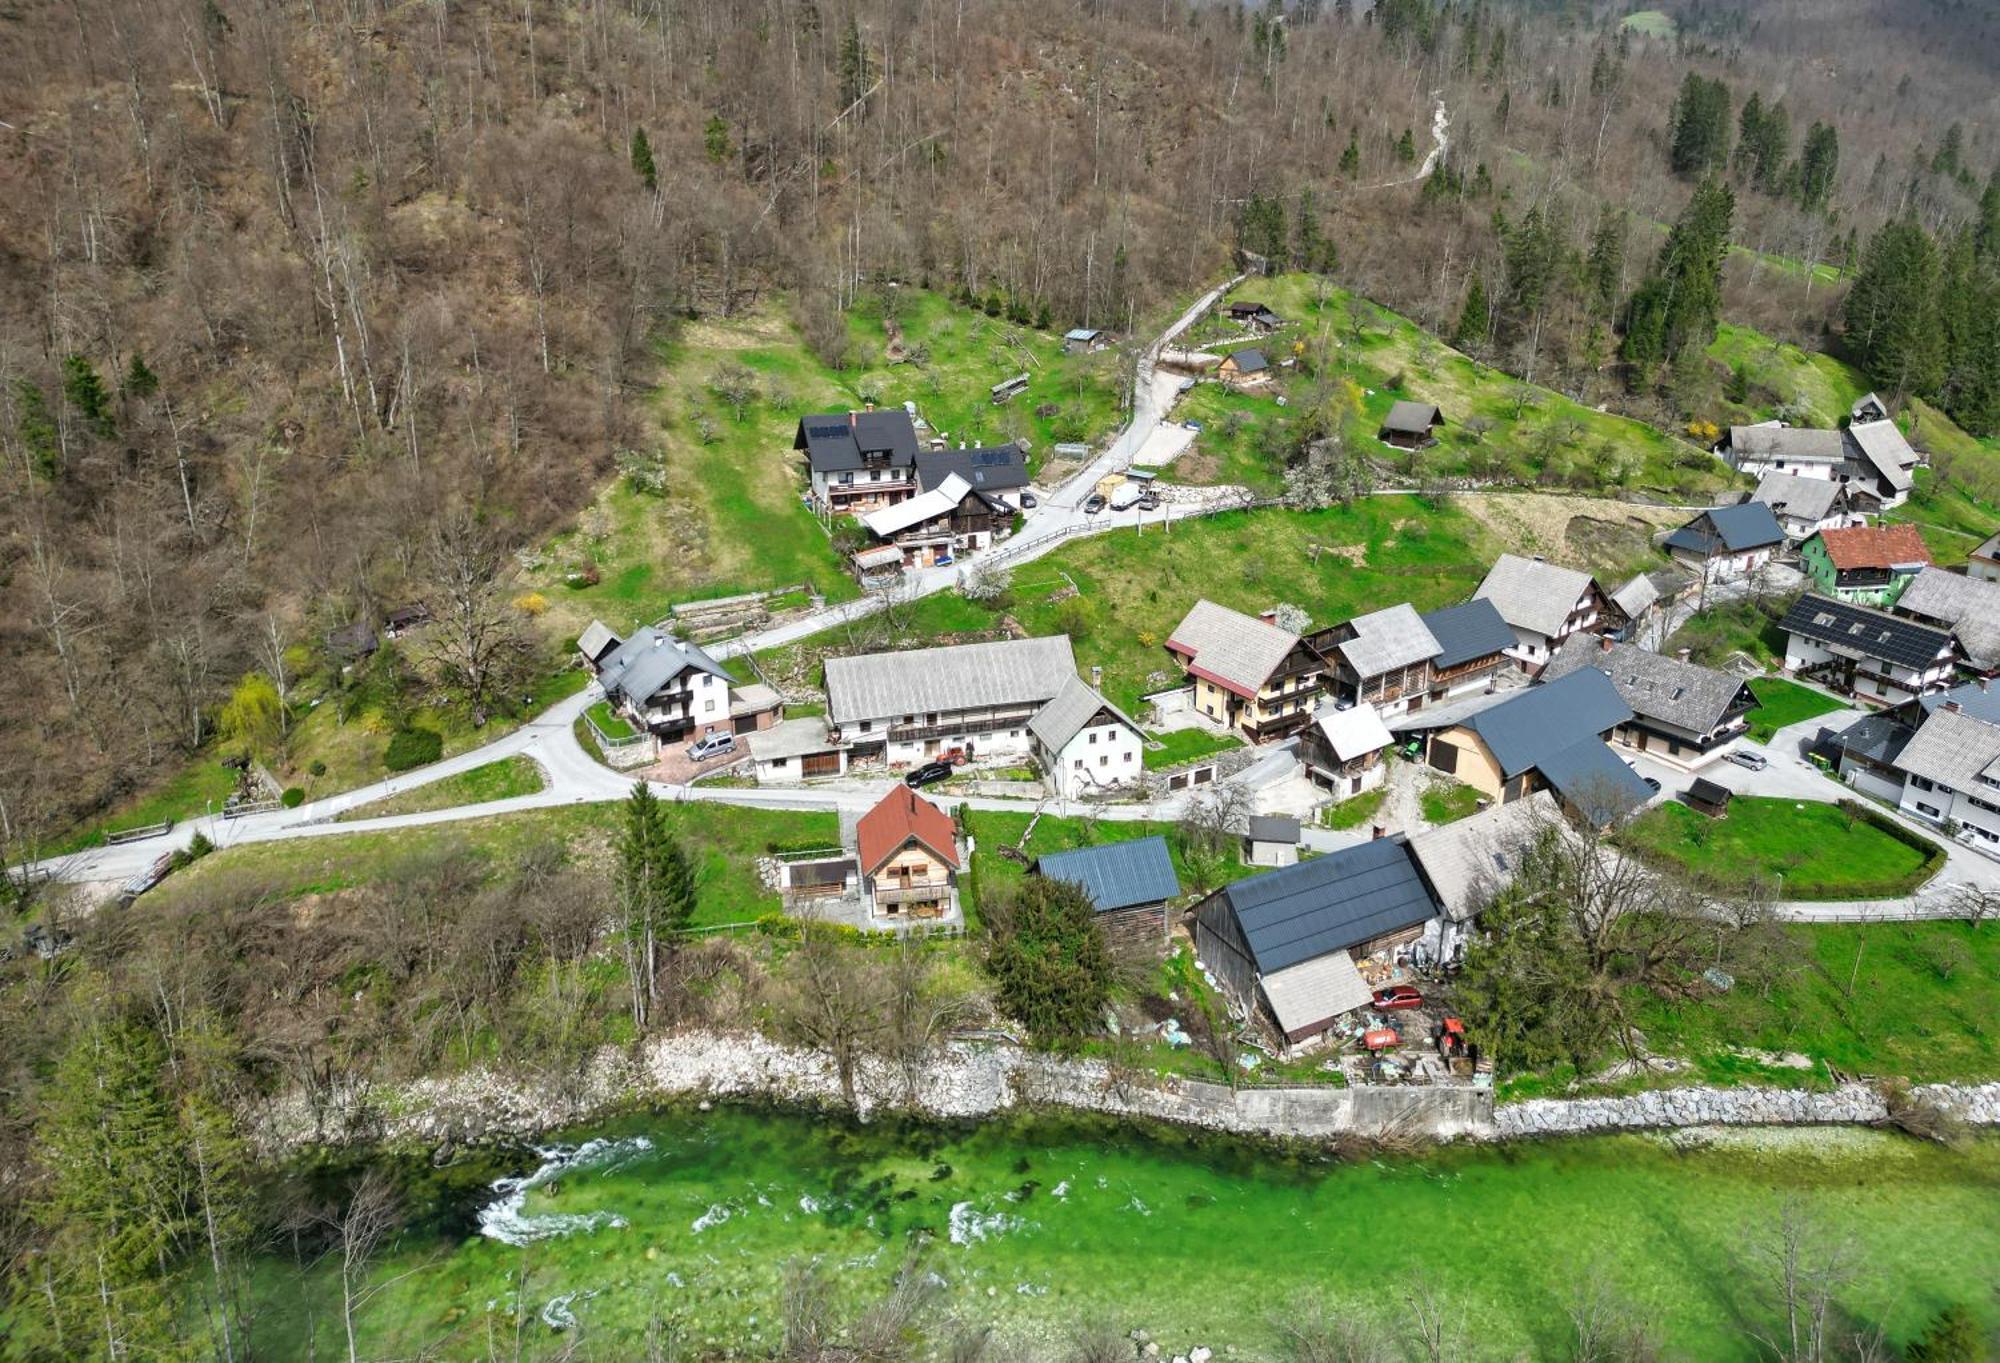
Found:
[383,727,444,772]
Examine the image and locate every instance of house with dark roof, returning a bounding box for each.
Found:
[1662,502,1786,580]
[577,620,622,668]
[1062,327,1108,353]
[1299,702,1397,800]
[1780,594,1958,706]
[1473,554,1613,671]
[1028,676,1144,800]
[1400,668,1654,824]
[1891,702,2000,849]
[1379,400,1445,450]
[795,408,921,516]
[1032,836,1180,952]
[1541,635,1755,768]
[593,624,781,746]
[1218,348,1272,386]
[856,785,961,921]
[1896,567,2000,674]
[325,620,379,664]
[1226,301,1284,331]
[1834,678,2000,810]
[1754,471,1863,542]
[1245,814,1302,868]
[1799,524,1932,607]
[858,473,1012,568]
[1166,600,1325,741]
[1307,597,1513,718]
[1419,598,1516,696]
[917,443,1031,503]
[1192,837,1441,1048]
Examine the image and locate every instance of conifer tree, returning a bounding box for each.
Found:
[1453,275,1490,352]
[629,126,657,189]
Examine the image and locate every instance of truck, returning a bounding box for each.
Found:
[1108,483,1146,511]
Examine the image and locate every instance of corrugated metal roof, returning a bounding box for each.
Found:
[825,636,1076,725]
[1474,554,1596,639]
[861,474,971,538]
[1337,603,1441,678]
[1462,669,1633,779]
[1419,598,1515,668]
[1664,502,1784,555]
[1782,593,1953,670]
[1033,836,1181,912]
[1215,838,1438,974]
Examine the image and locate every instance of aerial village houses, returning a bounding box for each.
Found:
[590,624,781,746]
[1852,392,1891,424]
[1378,401,1445,450]
[1397,668,1654,824]
[859,473,1002,568]
[1407,792,1556,967]
[1780,595,1959,706]
[1472,554,1613,671]
[1028,676,1146,800]
[1166,600,1325,741]
[1226,301,1284,331]
[1030,837,1181,952]
[1833,680,2000,807]
[1299,701,1396,799]
[1718,419,1918,510]
[1753,471,1863,542]
[1967,531,2000,584]
[1541,635,1755,769]
[1895,567,2000,677]
[1310,598,1514,718]
[1660,502,1786,581]
[823,636,1079,767]
[748,716,849,783]
[1192,838,1441,1050]
[1606,572,1665,644]
[1217,348,1271,387]
[1798,525,1933,607]
[1888,701,2000,849]
[1244,815,1301,868]
[855,786,961,921]
[796,408,920,516]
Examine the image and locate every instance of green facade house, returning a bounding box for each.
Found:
[1799,524,1933,607]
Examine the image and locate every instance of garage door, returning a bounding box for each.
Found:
[802,751,841,778]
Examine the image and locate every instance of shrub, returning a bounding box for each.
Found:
[281,787,305,808]
[384,727,443,772]
[308,760,327,777]
[513,591,549,617]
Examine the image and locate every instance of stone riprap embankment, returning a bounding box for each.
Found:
[254,1030,2000,1154]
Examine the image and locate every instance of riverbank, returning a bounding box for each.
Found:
[257,1028,2000,1156]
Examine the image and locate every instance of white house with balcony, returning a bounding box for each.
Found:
[1892,702,2000,848]
[823,635,1080,768]
[589,623,780,748]
[1472,554,1612,672]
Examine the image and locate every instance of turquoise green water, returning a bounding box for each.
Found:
[255,1109,2000,1360]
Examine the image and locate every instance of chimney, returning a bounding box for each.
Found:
[1259,609,1279,625]
[1946,699,1962,713]
[1371,824,1386,841]
[1091,665,1103,688]
[864,399,875,412]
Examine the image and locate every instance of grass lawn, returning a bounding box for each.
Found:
[760,498,1504,714]
[1171,384,1290,493]
[1619,9,1675,37]
[966,810,1260,919]
[1743,676,1847,743]
[1704,323,1871,429]
[1324,786,1388,830]
[525,290,1126,642]
[1216,275,1734,501]
[1142,728,1244,770]
[1635,921,1999,1083]
[39,759,244,858]
[1420,780,1484,825]
[1667,599,1793,671]
[586,698,637,740]
[147,800,834,931]
[1619,798,1942,900]
[335,756,546,821]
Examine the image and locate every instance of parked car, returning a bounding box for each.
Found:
[904,761,954,788]
[1726,749,1769,772]
[1372,985,1425,1011]
[1137,492,1161,511]
[1082,493,1107,514]
[1640,776,1661,794]
[686,731,736,762]
[1019,491,1038,509]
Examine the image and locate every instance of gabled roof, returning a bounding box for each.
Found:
[1608,573,1659,621]
[578,620,622,664]
[1247,815,1301,845]
[1033,836,1181,912]
[1335,603,1441,678]
[1261,952,1372,1035]
[1834,712,1914,767]
[1063,327,1103,342]
[1972,531,2000,565]
[1896,567,2000,669]
[860,474,973,538]
[596,626,733,704]
[856,785,959,876]
[1407,791,1560,922]
[1686,776,1733,806]
[1207,837,1438,974]
[1809,524,1932,572]
[1893,707,2000,794]
[1461,668,1634,779]
[1310,702,1395,762]
[1847,419,1917,491]
[1382,400,1444,434]
[1167,600,1302,698]
[1663,502,1786,556]
[1535,736,1655,824]
[1916,679,2000,725]
[794,410,919,472]
[825,636,1077,724]
[1781,593,1955,669]
[1419,598,1515,668]
[1852,392,1888,421]
[1028,675,1140,753]
[1541,635,1753,735]
[1753,471,1844,524]
[1474,554,1598,639]
[1224,347,1269,373]
[1726,425,1846,461]
[919,444,1029,494]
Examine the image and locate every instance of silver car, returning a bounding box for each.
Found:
[1725,749,1768,772]
[687,731,736,762]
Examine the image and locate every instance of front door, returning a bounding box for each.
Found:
[925,739,939,757]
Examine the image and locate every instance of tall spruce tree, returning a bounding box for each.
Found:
[615,782,696,1028]
[629,126,657,190]
[1453,275,1491,351]
[1667,73,1732,177]
[1621,179,1734,376]
[1844,217,1945,399]
[1795,121,1839,210]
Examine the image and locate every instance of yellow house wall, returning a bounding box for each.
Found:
[1431,726,1507,801]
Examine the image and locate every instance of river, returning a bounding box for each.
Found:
[250,1107,2000,1360]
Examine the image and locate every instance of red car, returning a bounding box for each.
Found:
[1372,985,1425,1011]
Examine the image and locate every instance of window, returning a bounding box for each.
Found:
[1917,802,1943,818]
[1089,731,1098,745]
[1073,759,1084,771]
[860,721,873,733]
[1125,750,1134,762]
[839,472,853,484]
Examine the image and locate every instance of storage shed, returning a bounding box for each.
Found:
[1684,777,1733,818]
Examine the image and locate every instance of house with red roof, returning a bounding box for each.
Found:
[1800,524,1933,608]
[855,785,961,921]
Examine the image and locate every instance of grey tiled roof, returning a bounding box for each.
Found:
[1337,603,1440,678]
[1893,707,2000,792]
[1226,348,1269,372]
[1541,635,1751,735]
[1034,836,1181,912]
[1727,425,1846,461]
[596,626,733,705]
[1028,675,1139,753]
[794,410,920,472]
[1474,554,1596,639]
[1917,680,2000,725]
[1261,952,1371,1035]
[1835,712,1913,767]
[919,444,1029,494]
[1168,600,1300,694]
[1535,736,1655,824]
[1609,574,1659,620]
[1382,400,1444,434]
[1213,838,1437,974]
[1420,599,1514,668]
[825,636,1076,725]
[1897,568,2000,669]
[1847,420,1916,492]
[1408,791,1559,922]
[1754,471,1842,523]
